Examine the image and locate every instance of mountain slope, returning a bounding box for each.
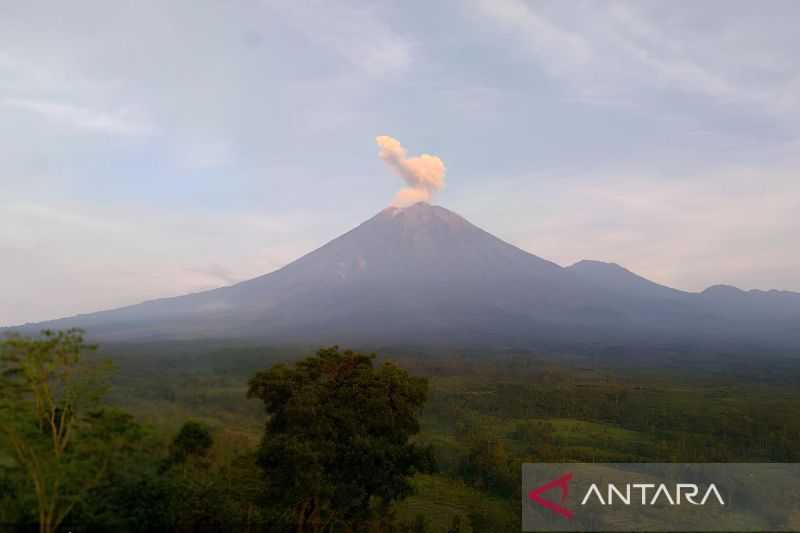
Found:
[567,260,688,301]
[8,203,800,351]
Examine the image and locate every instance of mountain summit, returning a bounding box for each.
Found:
[10,202,800,351]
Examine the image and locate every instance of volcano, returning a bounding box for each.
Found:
[10,202,800,351]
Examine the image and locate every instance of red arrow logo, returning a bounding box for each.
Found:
[528,472,574,520]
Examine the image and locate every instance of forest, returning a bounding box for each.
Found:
[2,330,800,532]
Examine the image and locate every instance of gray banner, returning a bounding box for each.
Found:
[522,463,800,531]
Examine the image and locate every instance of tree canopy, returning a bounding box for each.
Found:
[247,346,434,532]
[0,329,117,533]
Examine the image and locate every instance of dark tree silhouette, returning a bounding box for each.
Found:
[248,346,434,532]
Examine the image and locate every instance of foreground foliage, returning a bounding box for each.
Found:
[247,346,435,532]
[4,334,800,532]
[0,329,118,533]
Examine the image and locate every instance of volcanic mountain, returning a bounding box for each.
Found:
[10,202,800,351]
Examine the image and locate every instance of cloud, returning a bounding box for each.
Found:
[0,201,327,326]
[262,1,413,78]
[376,135,446,207]
[3,98,152,135]
[475,0,592,76]
[474,0,800,118]
[187,264,241,286]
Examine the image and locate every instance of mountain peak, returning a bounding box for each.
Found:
[11,203,800,351]
[569,259,627,273]
[376,202,468,229]
[380,201,431,216]
[380,201,440,214]
[567,259,687,299]
[702,284,745,296]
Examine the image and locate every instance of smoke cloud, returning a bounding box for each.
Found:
[376,135,446,207]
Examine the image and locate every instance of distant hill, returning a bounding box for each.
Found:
[7,202,800,352]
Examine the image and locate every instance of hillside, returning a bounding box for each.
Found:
[9,202,800,352]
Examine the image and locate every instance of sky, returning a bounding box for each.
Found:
[2,0,799,325]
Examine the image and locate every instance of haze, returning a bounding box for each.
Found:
[2,1,799,326]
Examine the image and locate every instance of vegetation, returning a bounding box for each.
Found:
[247,346,434,532]
[0,329,117,533]
[2,332,800,531]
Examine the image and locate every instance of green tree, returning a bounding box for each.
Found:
[69,411,174,532]
[0,329,115,533]
[457,436,517,497]
[166,420,213,468]
[247,346,434,532]
[164,421,221,530]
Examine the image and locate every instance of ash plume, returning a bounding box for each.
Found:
[376,135,446,207]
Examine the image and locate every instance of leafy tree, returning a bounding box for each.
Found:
[69,411,176,532]
[161,425,276,532]
[0,460,35,526]
[457,436,516,497]
[165,421,223,530]
[0,329,115,533]
[247,346,434,532]
[215,451,274,532]
[166,420,213,468]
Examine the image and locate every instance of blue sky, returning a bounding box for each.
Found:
[2,0,799,325]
